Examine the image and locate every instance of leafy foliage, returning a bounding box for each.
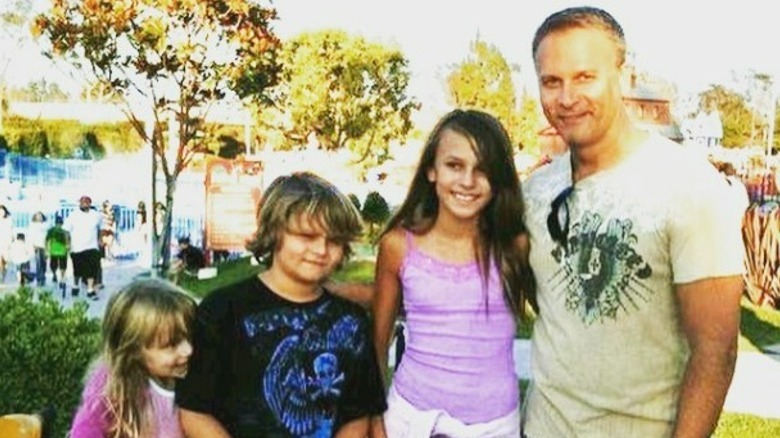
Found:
[361,191,390,242]
[347,193,361,212]
[34,0,281,268]
[699,84,759,147]
[263,30,418,171]
[6,79,69,103]
[447,38,542,152]
[0,289,101,438]
[1,115,144,156]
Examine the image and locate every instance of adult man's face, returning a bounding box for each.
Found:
[534,27,624,150]
[79,197,91,211]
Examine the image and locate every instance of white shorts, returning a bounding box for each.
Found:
[383,385,521,438]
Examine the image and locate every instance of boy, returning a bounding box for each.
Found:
[46,215,69,298]
[168,236,206,284]
[177,172,387,438]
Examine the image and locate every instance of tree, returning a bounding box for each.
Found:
[447,38,542,153]
[699,84,758,147]
[361,191,390,243]
[447,39,516,132]
[34,0,280,271]
[263,30,418,172]
[7,78,69,102]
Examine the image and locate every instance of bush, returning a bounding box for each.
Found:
[348,193,361,212]
[0,288,101,437]
[361,191,390,243]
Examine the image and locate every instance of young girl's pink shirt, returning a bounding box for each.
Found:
[69,363,184,438]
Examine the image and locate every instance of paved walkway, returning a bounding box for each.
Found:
[10,258,153,320]
[11,258,780,420]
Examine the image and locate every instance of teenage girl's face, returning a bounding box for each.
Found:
[141,336,192,387]
[271,213,344,289]
[427,129,492,223]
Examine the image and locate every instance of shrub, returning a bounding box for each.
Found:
[361,191,390,243]
[0,288,101,437]
[347,193,362,213]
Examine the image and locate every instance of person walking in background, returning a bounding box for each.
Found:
[134,200,149,263]
[64,196,103,300]
[521,7,745,437]
[371,109,535,437]
[177,172,387,438]
[0,205,13,283]
[46,215,69,298]
[99,200,116,263]
[9,232,34,287]
[69,278,197,438]
[28,211,48,287]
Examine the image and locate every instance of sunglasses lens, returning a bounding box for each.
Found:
[546,187,572,245]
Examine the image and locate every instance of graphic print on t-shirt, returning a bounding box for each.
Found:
[550,212,653,325]
[242,301,364,437]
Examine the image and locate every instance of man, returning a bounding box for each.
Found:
[64,195,103,300]
[521,7,745,437]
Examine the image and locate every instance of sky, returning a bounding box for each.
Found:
[273,0,780,116]
[3,0,780,120]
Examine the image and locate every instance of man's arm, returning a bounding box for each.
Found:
[180,409,232,438]
[673,275,743,438]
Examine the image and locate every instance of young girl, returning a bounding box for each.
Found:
[69,278,197,438]
[372,109,535,437]
[177,172,387,438]
[28,212,48,287]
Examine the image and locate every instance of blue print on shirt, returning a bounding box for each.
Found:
[243,301,364,437]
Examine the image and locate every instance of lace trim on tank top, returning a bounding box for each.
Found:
[401,230,482,282]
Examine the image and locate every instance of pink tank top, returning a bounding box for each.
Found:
[392,232,519,423]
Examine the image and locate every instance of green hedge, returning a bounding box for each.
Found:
[0,288,101,437]
[2,115,144,157]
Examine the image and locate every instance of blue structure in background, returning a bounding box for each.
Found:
[0,151,206,260]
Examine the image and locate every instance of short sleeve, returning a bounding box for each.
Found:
[669,165,745,284]
[335,310,388,429]
[175,295,229,413]
[69,365,111,438]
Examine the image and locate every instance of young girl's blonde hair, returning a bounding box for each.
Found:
[99,278,197,438]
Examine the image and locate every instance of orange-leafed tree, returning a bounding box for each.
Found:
[34,0,280,270]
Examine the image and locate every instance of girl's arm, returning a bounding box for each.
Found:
[372,229,404,379]
[69,366,110,438]
[369,229,405,438]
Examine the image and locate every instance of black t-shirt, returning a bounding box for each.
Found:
[176,277,387,437]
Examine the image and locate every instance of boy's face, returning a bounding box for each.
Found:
[270,213,344,289]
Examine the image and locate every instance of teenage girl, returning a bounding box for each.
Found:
[69,278,197,438]
[372,109,535,437]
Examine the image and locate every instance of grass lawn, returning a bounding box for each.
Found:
[182,257,780,434]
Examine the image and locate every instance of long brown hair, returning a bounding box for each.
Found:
[382,108,536,317]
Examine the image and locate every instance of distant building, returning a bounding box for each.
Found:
[621,67,683,142]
